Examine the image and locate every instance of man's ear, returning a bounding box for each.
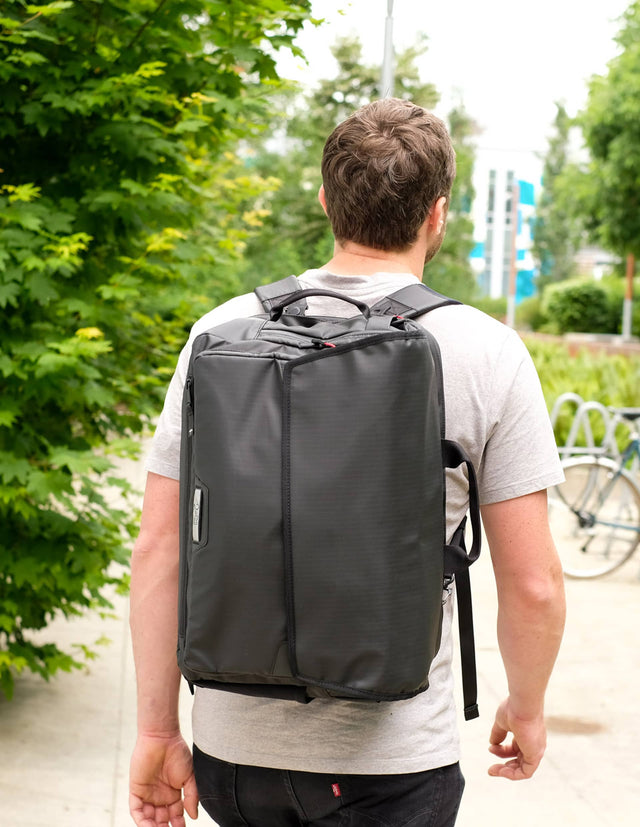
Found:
[318,185,328,216]
[430,196,448,235]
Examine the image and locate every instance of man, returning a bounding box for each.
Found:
[129,98,566,827]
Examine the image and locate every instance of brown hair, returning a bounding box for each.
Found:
[321,98,456,251]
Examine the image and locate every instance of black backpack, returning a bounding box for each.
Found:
[178,277,481,720]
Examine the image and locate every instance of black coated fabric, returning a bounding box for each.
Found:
[283,336,444,698]
[178,283,481,708]
[369,283,461,319]
[254,275,308,315]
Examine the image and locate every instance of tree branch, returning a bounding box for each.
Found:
[123,0,171,53]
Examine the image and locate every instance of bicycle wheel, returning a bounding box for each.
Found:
[548,456,640,578]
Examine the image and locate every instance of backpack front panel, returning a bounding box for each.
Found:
[283,333,446,699]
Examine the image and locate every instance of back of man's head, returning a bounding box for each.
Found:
[321,98,456,252]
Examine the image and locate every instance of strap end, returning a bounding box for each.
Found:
[464,703,479,721]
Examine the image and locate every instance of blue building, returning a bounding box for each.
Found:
[469,152,540,303]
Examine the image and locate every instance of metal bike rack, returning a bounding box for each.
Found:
[551,394,620,459]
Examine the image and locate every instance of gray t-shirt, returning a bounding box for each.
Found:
[145,269,564,774]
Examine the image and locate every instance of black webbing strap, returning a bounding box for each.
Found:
[453,564,478,721]
[194,680,311,703]
[370,282,461,319]
[257,279,460,320]
[442,440,481,568]
[442,439,481,721]
[254,276,308,316]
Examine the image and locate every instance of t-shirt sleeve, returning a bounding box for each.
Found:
[143,341,190,481]
[478,333,564,505]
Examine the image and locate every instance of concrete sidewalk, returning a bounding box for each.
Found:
[1,460,639,825]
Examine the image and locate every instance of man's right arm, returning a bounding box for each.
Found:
[129,472,199,827]
[481,489,566,781]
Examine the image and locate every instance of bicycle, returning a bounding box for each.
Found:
[548,408,640,579]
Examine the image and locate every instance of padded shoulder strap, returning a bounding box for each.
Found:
[370,283,461,319]
[254,276,308,315]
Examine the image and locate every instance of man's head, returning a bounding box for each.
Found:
[320,98,456,257]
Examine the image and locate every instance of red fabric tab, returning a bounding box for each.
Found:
[331,783,341,798]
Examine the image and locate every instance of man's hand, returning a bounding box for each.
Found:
[488,698,547,781]
[129,733,199,827]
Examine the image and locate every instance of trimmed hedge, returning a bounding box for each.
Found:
[537,276,639,336]
[542,279,617,334]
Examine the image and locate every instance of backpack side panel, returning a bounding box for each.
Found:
[179,336,293,684]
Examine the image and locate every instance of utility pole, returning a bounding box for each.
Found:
[380,0,395,98]
[622,253,634,341]
[506,181,520,329]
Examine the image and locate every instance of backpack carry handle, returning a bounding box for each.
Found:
[270,289,371,321]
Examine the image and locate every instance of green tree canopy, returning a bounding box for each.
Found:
[0,0,313,698]
[532,103,583,288]
[424,103,478,302]
[568,1,640,257]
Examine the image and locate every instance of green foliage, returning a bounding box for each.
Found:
[542,278,618,334]
[532,104,583,288]
[563,2,640,257]
[515,295,546,331]
[0,0,312,697]
[525,339,640,448]
[425,105,479,303]
[600,274,640,336]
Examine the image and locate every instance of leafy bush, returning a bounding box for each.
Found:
[542,278,617,334]
[0,0,312,698]
[515,295,547,331]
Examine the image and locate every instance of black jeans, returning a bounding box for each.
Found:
[193,745,465,827]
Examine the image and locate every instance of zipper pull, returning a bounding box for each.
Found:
[186,376,194,436]
[390,315,408,329]
[311,339,337,349]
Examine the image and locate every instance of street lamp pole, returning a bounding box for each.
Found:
[380,0,395,98]
[506,181,520,329]
[623,253,634,341]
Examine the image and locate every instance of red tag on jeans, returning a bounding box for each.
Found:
[331,783,341,798]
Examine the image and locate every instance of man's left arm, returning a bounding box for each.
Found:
[481,490,566,781]
[129,472,199,827]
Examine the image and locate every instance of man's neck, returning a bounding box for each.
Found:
[320,241,425,280]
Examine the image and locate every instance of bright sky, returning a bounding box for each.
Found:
[278,0,631,158]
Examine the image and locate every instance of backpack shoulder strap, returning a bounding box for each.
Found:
[442,439,482,721]
[370,282,461,319]
[254,276,308,316]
